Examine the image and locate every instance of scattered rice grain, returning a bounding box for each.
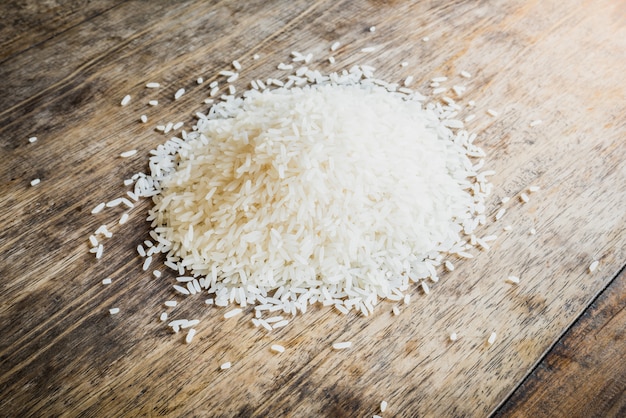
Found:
[91,203,105,214]
[506,275,520,284]
[120,150,137,158]
[380,400,388,412]
[332,341,352,350]
[270,344,285,353]
[520,193,530,203]
[174,88,185,100]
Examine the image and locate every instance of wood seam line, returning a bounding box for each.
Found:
[489,262,626,417]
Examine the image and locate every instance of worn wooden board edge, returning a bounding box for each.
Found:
[493,266,626,418]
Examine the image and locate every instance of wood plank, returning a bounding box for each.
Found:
[494,267,626,418]
[0,0,126,63]
[0,0,625,416]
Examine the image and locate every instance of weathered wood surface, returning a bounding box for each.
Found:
[1,0,625,416]
[494,267,626,418]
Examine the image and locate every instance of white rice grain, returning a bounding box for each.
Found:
[140,115,148,123]
[95,244,103,259]
[28,136,38,143]
[232,60,242,70]
[91,203,105,214]
[149,100,158,106]
[119,213,130,225]
[589,260,599,272]
[224,308,243,319]
[102,278,112,285]
[332,341,352,350]
[487,332,497,345]
[272,319,289,329]
[109,307,120,315]
[220,361,232,370]
[487,109,499,117]
[121,95,131,106]
[174,88,185,100]
[330,41,340,51]
[185,328,196,343]
[173,284,190,295]
[361,47,376,53]
[460,70,472,78]
[164,300,177,307]
[520,193,530,203]
[142,256,153,271]
[120,150,137,158]
[146,82,161,88]
[380,400,388,412]
[449,332,458,341]
[160,312,168,321]
[270,344,285,353]
[529,119,543,127]
[495,208,506,221]
[506,275,520,284]
[30,178,40,186]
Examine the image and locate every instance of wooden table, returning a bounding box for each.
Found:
[1,1,624,416]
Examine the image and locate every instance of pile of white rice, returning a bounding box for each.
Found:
[130,66,489,318]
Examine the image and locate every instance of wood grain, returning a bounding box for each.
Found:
[495,267,626,418]
[0,0,625,416]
